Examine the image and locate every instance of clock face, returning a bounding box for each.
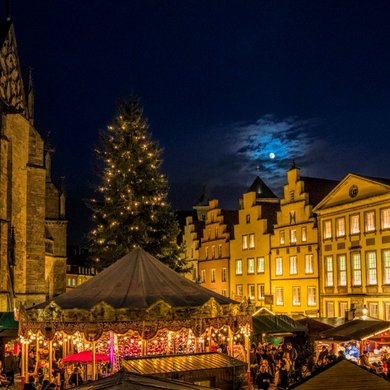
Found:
[349,185,358,198]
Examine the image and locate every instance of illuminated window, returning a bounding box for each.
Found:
[257,257,265,273]
[205,247,209,259]
[369,302,379,318]
[221,267,227,282]
[301,227,307,242]
[324,220,332,239]
[305,254,314,274]
[381,208,390,230]
[211,245,215,258]
[352,252,362,286]
[290,229,297,244]
[236,259,243,275]
[247,258,255,274]
[385,303,390,321]
[367,251,377,285]
[276,257,283,275]
[325,256,333,287]
[72,278,75,286]
[336,217,345,237]
[365,211,375,232]
[280,230,285,245]
[249,233,255,249]
[275,287,284,305]
[236,284,243,297]
[308,286,316,306]
[200,270,206,283]
[338,255,347,286]
[384,250,390,284]
[350,214,360,235]
[246,214,250,224]
[292,286,301,306]
[339,302,348,317]
[257,284,265,300]
[289,256,297,275]
[242,235,248,250]
[248,284,255,300]
[211,268,216,283]
[326,301,335,317]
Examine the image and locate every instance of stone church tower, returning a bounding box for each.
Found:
[0,19,67,311]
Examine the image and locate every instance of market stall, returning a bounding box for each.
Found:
[18,248,252,385]
[319,319,390,363]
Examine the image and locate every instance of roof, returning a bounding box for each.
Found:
[290,359,390,390]
[0,312,18,338]
[34,248,238,310]
[221,209,238,238]
[252,314,307,335]
[76,369,215,390]
[247,176,278,199]
[260,202,280,233]
[300,176,339,207]
[359,175,390,187]
[121,352,247,376]
[320,319,390,341]
[297,317,346,336]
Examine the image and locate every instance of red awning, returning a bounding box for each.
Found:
[62,351,109,363]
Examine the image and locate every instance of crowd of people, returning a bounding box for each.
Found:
[249,341,345,389]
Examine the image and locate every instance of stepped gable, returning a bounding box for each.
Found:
[221,209,238,239]
[260,202,280,233]
[34,248,237,310]
[247,176,278,199]
[300,176,339,207]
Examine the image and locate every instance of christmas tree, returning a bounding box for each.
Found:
[89,97,185,271]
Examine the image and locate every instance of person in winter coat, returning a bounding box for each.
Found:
[255,364,273,390]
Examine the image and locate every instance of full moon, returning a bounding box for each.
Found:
[269,152,276,159]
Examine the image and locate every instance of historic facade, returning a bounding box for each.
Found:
[0,21,67,311]
[314,174,390,320]
[270,166,338,316]
[198,200,237,297]
[230,177,279,304]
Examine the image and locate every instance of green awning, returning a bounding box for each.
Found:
[252,314,307,335]
[0,312,18,336]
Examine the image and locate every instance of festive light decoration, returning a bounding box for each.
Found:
[88,97,186,271]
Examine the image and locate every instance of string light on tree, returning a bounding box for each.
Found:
[88,96,186,272]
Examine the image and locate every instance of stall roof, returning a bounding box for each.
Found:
[0,312,18,337]
[121,352,247,376]
[320,319,390,341]
[252,314,307,335]
[290,359,390,390]
[297,317,346,336]
[75,369,215,390]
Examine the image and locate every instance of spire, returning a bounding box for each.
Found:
[289,159,298,170]
[27,67,35,124]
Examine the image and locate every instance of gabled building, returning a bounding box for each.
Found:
[270,165,338,316]
[314,174,390,320]
[0,19,66,311]
[198,200,238,297]
[230,177,279,304]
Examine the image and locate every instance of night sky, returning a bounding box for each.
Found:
[11,1,390,244]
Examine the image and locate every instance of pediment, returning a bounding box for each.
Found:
[314,174,390,211]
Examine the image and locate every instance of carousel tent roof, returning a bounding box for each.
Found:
[34,248,237,310]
